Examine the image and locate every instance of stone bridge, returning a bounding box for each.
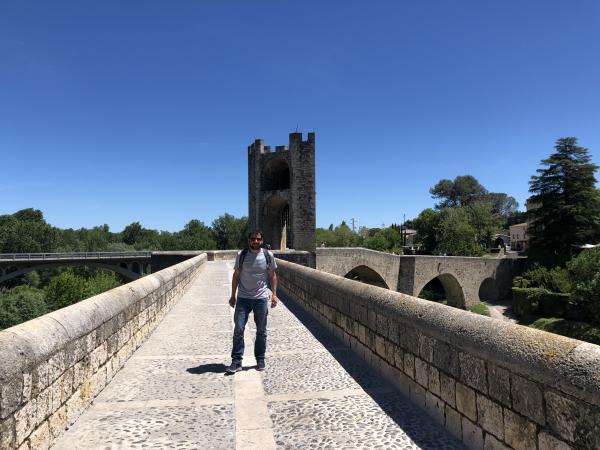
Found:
[0,252,597,450]
[316,248,526,309]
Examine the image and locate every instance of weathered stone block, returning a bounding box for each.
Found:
[456,381,477,422]
[419,334,435,362]
[0,416,16,449]
[510,374,544,425]
[440,372,456,408]
[22,373,32,403]
[357,323,366,344]
[459,352,487,393]
[503,409,537,450]
[376,313,389,339]
[484,433,510,450]
[433,340,459,378]
[36,386,52,425]
[545,390,600,449]
[375,335,386,358]
[388,320,399,345]
[393,346,404,370]
[538,431,573,450]
[60,367,74,405]
[29,420,50,450]
[48,354,65,384]
[425,391,445,425]
[409,379,426,408]
[404,352,415,379]
[462,417,484,450]
[445,405,462,440]
[427,366,440,396]
[476,394,503,439]
[15,400,35,445]
[48,404,67,443]
[399,327,419,352]
[487,364,510,407]
[1,377,23,419]
[414,357,429,388]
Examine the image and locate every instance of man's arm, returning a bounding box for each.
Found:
[268,270,278,308]
[229,269,240,307]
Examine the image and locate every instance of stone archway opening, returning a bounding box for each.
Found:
[261,158,290,191]
[418,273,466,309]
[344,265,389,289]
[479,277,500,303]
[262,195,290,250]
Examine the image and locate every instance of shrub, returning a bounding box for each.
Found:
[567,248,600,323]
[538,291,571,317]
[520,263,571,293]
[469,303,490,316]
[512,287,544,318]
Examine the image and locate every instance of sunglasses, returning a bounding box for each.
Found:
[249,237,263,241]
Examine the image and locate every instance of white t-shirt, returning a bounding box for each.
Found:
[234,249,277,299]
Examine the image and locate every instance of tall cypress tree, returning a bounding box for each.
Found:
[528,137,600,257]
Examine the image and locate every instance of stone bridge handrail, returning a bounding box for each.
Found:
[277,259,600,449]
[0,252,207,449]
[0,252,152,261]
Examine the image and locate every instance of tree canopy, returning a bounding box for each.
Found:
[528,137,600,256]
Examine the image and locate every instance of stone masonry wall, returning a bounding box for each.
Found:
[277,259,600,450]
[0,254,207,450]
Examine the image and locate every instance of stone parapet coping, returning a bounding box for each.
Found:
[277,259,600,450]
[0,253,207,449]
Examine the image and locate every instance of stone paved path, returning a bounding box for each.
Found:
[52,261,464,449]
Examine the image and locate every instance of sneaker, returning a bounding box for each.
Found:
[256,360,266,371]
[226,362,242,374]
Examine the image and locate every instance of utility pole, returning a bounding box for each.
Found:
[351,218,356,232]
[402,213,406,246]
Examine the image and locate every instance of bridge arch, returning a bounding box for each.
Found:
[0,263,141,285]
[417,273,466,309]
[344,265,389,289]
[479,277,500,302]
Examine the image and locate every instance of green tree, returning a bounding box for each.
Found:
[528,137,600,257]
[45,270,94,311]
[430,175,487,208]
[121,222,143,246]
[364,227,402,253]
[466,201,500,249]
[211,214,249,249]
[435,208,484,256]
[414,208,442,253]
[0,209,59,253]
[175,220,216,250]
[0,285,47,330]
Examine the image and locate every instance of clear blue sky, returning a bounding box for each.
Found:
[1,1,599,231]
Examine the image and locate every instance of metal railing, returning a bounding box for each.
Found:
[0,252,152,261]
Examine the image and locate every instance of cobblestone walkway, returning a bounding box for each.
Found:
[52,261,464,449]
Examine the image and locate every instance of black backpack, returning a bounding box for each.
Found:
[238,248,272,271]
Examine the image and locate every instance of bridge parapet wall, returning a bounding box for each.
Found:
[277,260,600,450]
[0,253,207,450]
[316,247,401,290]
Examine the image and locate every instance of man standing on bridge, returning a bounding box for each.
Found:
[227,229,278,373]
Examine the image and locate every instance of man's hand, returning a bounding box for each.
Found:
[271,294,278,308]
[229,296,236,308]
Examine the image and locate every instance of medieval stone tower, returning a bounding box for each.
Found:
[248,132,316,252]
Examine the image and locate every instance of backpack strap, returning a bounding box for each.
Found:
[263,248,272,268]
[238,248,248,271]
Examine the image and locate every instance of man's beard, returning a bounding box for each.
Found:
[250,242,261,251]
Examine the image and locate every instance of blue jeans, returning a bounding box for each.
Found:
[231,297,268,364]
